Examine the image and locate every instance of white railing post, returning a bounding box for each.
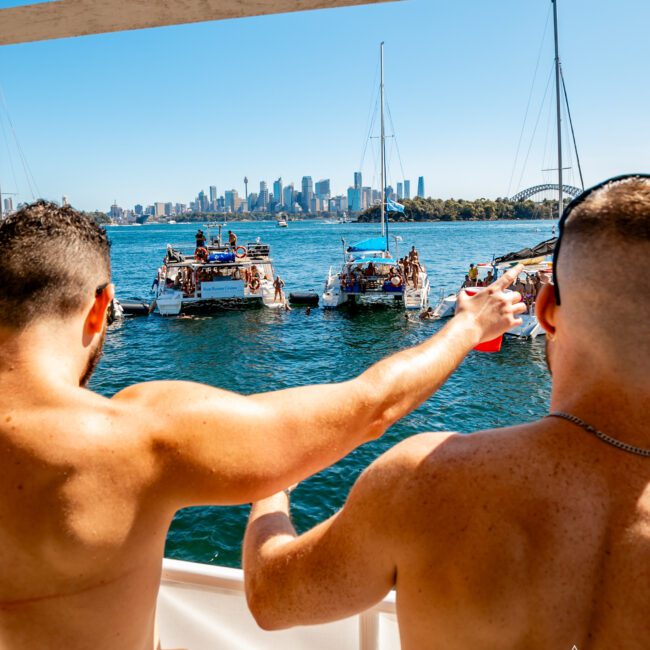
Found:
[359,610,379,650]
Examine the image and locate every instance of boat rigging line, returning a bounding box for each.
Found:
[506,2,552,199]
[560,66,584,190]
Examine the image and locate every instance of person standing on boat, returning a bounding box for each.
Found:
[0,200,525,650]
[468,263,479,285]
[195,228,206,249]
[228,229,237,250]
[244,175,650,650]
[273,275,285,302]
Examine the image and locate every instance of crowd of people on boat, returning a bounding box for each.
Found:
[340,246,424,293]
[460,262,551,314]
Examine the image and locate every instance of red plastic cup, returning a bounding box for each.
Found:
[464,287,504,353]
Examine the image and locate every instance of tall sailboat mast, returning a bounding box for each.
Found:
[379,41,387,244]
[552,0,563,219]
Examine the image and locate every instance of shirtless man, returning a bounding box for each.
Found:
[244,176,650,649]
[273,275,285,302]
[0,200,523,650]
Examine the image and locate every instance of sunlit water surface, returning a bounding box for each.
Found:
[90,219,553,567]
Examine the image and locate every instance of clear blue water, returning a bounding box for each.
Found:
[90,220,553,568]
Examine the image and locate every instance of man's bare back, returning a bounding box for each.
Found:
[393,424,649,649]
[244,421,650,650]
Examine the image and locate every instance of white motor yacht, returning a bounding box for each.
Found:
[154,225,285,315]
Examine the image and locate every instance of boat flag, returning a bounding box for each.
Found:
[387,197,405,214]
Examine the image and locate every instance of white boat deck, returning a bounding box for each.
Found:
[158,559,400,650]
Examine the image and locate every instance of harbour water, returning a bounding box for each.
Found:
[90,219,554,568]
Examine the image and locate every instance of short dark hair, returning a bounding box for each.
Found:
[0,200,111,328]
[566,176,650,242]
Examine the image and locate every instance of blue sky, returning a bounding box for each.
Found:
[0,0,648,211]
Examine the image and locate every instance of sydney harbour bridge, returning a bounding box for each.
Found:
[510,183,583,203]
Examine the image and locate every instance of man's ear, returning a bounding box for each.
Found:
[84,283,115,337]
[536,282,557,337]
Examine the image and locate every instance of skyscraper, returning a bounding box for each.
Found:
[315,179,331,200]
[273,178,283,207]
[404,180,411,200]
[301,176,313,212]
[417,176,425,198]
[283,184,295,212]
[354,172,362,190]
[209,186,217,203]
[258,181,269,210]
[197,191,208,213]
[397,182,403,200]
[225,190,239,213]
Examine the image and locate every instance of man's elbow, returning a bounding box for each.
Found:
[246,588,291,631]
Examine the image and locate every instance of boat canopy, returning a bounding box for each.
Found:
[346,257,398,266]
[494,237,557,264]
[347,237,388,253]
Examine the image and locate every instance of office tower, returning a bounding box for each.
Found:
[397,182,403,200]
[154,202,166,218]
[258,181,269,210]
[417,176,425,198]
[301,176,313,212]
[247,192,258,212]
[362,186,372,210]
[404,180,411,200]
[4,197,14,213]
[283,184,295,211]
[175,203,185,215]
[110,202,124,220]
[347,187,361,213]
[134,204,143,215]
[315,179,331,200]
[209,186,217,204]
[197,191,209,213]
[225,190,239,213]
[273,178,283,206]
[164,202,173,217]
[354,171,362,190]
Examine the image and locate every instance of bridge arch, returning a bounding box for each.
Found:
[511,184,583,202]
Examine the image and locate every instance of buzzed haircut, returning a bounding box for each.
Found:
[0,200,111,328]
[564,177,650,243]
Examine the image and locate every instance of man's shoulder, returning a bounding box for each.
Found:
[364,423,553,522]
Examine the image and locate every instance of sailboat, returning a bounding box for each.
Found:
[322,42,430,310]
[429,0,578,338]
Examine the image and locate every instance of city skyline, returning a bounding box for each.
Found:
[106,170,425,223]
[0,0,648,211]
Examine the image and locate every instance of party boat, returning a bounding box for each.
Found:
[154,225,285,315]
[321,43,430,311]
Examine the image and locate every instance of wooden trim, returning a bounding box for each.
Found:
[0,0,397,46]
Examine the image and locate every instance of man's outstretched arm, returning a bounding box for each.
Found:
[114,266,525,507]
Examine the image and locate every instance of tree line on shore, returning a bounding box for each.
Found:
[358,197,562,222]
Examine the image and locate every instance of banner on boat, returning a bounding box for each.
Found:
[200,281,245,299]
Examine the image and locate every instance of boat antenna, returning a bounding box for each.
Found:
[552,0,563,220]
[380,41,388,250]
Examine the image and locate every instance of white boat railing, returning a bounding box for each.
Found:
[159,558,400,650]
